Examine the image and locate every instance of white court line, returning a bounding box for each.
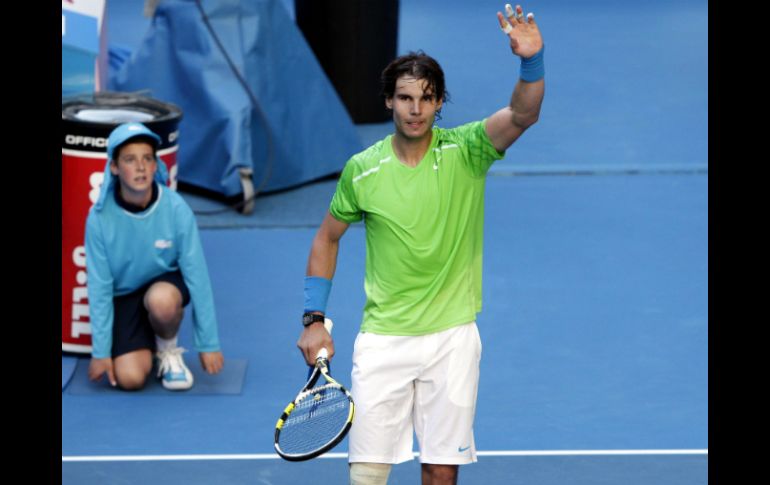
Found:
[478,450,708,456]
[62,449,708,462]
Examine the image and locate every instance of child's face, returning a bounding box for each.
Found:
[110,141,157,198]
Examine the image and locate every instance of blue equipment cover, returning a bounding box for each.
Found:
[110,0,362,198]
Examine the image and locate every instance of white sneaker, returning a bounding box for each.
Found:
[156,347,194,390]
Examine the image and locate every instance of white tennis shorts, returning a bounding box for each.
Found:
[347,322,482,465]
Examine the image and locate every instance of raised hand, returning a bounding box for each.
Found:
[497,4,543,58]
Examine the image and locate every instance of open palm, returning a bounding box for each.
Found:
[497,4,543,58]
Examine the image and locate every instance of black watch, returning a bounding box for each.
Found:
[302,312,325,327]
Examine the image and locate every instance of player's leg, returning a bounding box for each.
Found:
[420,464,458,485]
[348,332,423,482]
[349,463,392,485]
[414,322,482,484]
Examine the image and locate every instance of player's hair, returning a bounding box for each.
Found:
[380,51,450,107]
[113,135,158,163]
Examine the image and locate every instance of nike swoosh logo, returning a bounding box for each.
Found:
[458,446,471,452]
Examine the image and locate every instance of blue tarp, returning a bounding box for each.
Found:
[62,9,100,98]
[110,0,361,197]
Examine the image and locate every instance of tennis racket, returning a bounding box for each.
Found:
[274,318,355,461]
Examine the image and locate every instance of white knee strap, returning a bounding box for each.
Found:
[349,463,392,485]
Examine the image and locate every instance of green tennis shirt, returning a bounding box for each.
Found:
[330,119,505,335]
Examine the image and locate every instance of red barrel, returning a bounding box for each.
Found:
[61,92,183,354]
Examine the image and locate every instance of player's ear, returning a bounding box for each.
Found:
[109,160,119,175]
[385,96,393,110]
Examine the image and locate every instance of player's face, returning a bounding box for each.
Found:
[110,141,157,202]
[386,75,443,142]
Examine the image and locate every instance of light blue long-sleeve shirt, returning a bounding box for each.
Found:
[85,181,220,359]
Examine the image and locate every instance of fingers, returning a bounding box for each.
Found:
[506,4,524,24]
[305,342,334,366]
[310,342,335,365]
[297,336,315,366]
[88,358,117,386]
[497,11,513,34]
[515,5,536,25]
[323,343,335,362]
[205,361,222,374]
[297,323,334,366]
[507,4,520,23]
[499,4,536,36]
[301,347,313,366]
[200,352,224,374]
[299,341,319,366]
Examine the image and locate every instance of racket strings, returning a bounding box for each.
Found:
[278,386,352,455]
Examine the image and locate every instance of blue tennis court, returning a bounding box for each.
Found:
[62,0,708,483]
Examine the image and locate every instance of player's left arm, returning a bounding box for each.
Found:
[485,4,545,153]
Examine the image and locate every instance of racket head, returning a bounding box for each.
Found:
[274,369,355,461]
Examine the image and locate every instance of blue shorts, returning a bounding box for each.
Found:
[111,271,190,358]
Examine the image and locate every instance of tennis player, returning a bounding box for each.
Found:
[85,122,224,391]
[298,4,545,483]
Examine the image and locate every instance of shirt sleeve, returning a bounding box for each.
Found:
[329,159,363,223]
[174,201,221,353]
[451,119,506,178]
[84,213,115,359]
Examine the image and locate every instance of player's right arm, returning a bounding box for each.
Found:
[485,4,545,153]
[297,212,350,365]
[307,212,350,279]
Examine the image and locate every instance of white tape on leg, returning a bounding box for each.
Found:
[350,463,392,485]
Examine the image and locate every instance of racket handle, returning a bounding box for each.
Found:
[316,317,334,360]
[308,317,335,378]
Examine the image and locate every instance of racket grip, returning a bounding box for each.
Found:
[307,317,335,379]
[307,351,331,379]
[315,317,334,360]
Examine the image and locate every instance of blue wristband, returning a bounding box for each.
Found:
[520,46,545,82]
[304,276,332,313]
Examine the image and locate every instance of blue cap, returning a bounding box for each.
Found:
[107,122,162,162]
[92,122,169,212]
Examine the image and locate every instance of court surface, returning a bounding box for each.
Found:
[62,0,708,483]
